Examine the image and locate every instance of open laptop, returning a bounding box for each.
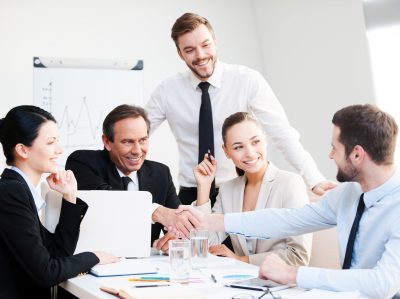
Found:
[44,190,153,258]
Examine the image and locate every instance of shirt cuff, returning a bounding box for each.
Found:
[297,266,320,290]
[150,203,161,224]
[224,213,244,235]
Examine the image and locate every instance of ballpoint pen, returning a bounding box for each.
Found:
[132,284,170,288]
[210,274,217,283]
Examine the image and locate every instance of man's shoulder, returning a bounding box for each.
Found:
[155,71,189,89]
[221,61,259,77]
[142,159,171,172]
[68,149,104,159]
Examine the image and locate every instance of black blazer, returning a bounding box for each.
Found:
[0,168,99,299]
[65,149,181,244]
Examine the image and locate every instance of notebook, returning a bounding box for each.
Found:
[44,190,153,257]
[90,258,157,277]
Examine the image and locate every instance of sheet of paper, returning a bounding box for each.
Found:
[290,289,361,299]
[90,258,157,277]
[123,285,206,299]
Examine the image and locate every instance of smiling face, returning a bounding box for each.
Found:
[23,120,63,176]
[223,120,267,174]
[102,116,148,175]
[176,24,217,81]
[329,126,359,182]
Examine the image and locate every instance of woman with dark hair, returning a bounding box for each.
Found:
[193,112,312,266]
[0,105,118,299]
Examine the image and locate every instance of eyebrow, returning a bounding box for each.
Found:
[182,39,211,51]
[230,135,259,146]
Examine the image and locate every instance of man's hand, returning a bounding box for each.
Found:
[153,232,176,253]
[153,206,200,238]
[312,180,337,196]
[259,254,298,285]
[209,244,249,263]
[169,205,225,238]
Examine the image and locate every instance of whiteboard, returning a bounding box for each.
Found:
[33,56,143,166]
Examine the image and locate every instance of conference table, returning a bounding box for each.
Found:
[60,251,363,299]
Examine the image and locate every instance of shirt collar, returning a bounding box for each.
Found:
[188,59,223,90]
[116,168,138,186]
[10,166,46,212]
[363,167,400,208]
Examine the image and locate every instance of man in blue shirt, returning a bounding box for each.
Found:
[177,104,400,299]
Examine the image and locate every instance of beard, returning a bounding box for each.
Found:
[187,57,216,80]
[336,161,359,182]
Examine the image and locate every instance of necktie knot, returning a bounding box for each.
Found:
[198,81,210,93]
[122,176,132,190]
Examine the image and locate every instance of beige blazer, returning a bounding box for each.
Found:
[194,162,312,266]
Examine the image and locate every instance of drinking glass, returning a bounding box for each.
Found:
[190,229,209,269]
[169,239,191,283]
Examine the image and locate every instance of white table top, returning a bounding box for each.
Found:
[60,253,361,299]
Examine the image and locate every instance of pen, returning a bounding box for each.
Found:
[139,276,169,280]
[132,284,170,288]
[207,149,211,161]
[100,286,121,298]
[129,278,169,282]
[211,274,217,283]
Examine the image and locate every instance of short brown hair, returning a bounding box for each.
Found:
[332,104,398,165]
[171,12,214,49]
[103,104,150,142]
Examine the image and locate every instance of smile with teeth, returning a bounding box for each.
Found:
[126,156,141,162]
[243,157,260,164]
[194,58,210,67]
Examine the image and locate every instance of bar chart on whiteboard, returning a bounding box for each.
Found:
[33,56,144,167]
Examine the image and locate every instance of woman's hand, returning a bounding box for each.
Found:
[193,153,217,188]
[93,251,120,265]
[208,244,249,263]
[46,170,78,203]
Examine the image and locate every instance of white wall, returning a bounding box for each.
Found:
[253,0,375,180]
[0,0,375,184]
[0,0,262,178]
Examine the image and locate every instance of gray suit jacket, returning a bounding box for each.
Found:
[195,162,312,266]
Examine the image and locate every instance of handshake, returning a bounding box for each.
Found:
[152,205,224,252]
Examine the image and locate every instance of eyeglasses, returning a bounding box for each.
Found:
[231,288,282,299]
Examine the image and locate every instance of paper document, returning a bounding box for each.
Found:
[90,258,157,277]
[123,285,206,299]
[291,289,361,299]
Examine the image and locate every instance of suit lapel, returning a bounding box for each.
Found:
[253,162,277,253]
[234,176,251,255]
[102,149,125,190]
[137,161,152,193]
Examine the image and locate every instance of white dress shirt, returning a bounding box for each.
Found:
[225,168,400,299]
[146,60,324,189]
[11,166,45,213]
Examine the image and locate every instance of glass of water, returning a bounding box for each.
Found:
[190,229,209,269]
[169,239,191,283]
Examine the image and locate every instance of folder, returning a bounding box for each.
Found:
[90,258,157,277]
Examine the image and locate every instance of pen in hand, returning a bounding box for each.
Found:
[211,274,217,283]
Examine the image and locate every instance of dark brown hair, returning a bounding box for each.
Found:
[171,12,215,49]
[102,104,150,142]
[332,104,398,165]
[0,105,56,165]
[222,112,262,176]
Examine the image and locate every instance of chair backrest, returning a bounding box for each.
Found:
[308,192,340,268]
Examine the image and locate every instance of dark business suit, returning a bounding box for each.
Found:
[65,149,181,244]
[0,168,99,299]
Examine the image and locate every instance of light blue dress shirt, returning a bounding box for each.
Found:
[10,166,46,213]
[225,169,400,299]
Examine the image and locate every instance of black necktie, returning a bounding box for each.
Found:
[122,176,132,190]
[198,82,216,198]
[342,193,365,269]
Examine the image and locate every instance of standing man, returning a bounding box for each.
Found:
[66,105,198,243]
[146,12,335,206]
[178,104,400,299]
